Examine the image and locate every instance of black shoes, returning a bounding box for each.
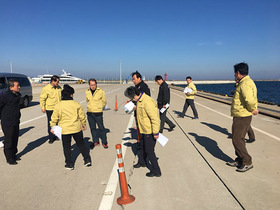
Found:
[65,163,74,170]
[169,124,176,132]
[133,163,146,168]
[192,117,199,120]
[48,139,55,144]
[146,172,161,177]
[178,114,184,118]
[246,138,255,143]
[7,159,18,165]
[84,159,92,167]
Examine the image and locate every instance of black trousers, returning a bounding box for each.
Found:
[87,112,107,144]
[159,110,174,132]
[138,134,161,174]
[182,99,198,118]
[62,131,91,165]
[2,125,19,161]
[46,110,56,141]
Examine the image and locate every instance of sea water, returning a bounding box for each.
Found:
[177,81,280,105]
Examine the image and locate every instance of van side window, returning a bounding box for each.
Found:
[7,77,30,87]
[0,77,7,89]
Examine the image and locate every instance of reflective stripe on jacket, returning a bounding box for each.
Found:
[185,82,197,99]
[231,75,258,117]
[136,93,160,134]
[50,100,86,135]
[40,84,62,110]
[85,87,106,113]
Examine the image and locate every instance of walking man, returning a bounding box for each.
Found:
[155,75,176,133]
[40,75,62,144]
[50,84,91,170]
[124,86,161,177]
[179,76,199,119]
[0,79,21,165]
[227,62,258,172]
[85,78,108,149]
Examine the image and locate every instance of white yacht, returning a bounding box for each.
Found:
[32,69,85,84]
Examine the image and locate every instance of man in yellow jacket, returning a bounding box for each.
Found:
[40,75,62,144]
[85,78,108,148]
[50,84,91,170]
[227,62,258,172]
[179,76,199,119]
[124,86,161,177]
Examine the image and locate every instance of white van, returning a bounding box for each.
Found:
[0,73,33,107]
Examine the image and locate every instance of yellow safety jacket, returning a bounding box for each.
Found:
[40,84,62,110]
[185,82,197,99]
[85,87,106,113]
[136,93,160,134]
[50,100,86,135]
[231,75,258,117]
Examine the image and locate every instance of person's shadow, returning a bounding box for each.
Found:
[188,132,233,162]
[172,110,192,119]
[200,122,231,137]
[17,135,49,158]
[0,126,35,142]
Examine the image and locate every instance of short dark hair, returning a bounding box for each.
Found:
[131,71,142,79]
[186,76,192,80]
[8,79,19,87]
[61,84,74,98]
[124,86,141,99]
[88,78,97,85]
[234,62,249,75]
[51,75,60,82]
[155,75,163,81]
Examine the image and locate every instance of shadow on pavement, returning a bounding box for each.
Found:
[188,132,233,162]
[172,110,192,119]
[17,135,49,158]
[201,122,231,137]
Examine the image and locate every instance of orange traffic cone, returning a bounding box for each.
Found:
[114,95,118,111]
[115,144,135,205]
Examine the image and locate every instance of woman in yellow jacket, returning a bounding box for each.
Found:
[50,85,91,170]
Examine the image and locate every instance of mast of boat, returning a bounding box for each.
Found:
[9,60,12,73]
[120,61,122,84]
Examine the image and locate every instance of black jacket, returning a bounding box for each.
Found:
[135,80,150,96]
[157,81,170,109]
[0,89,21,126]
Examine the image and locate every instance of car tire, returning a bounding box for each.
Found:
[22,96,29,108]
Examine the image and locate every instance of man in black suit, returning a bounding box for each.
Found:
[155,75,176,133]
[0,79,21,165]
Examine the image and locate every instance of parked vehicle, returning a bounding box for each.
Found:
[0,73,33,107]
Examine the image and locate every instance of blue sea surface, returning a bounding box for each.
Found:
[177,81,280,105]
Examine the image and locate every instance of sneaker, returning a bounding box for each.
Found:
[169,124,176,132]
[146,172,161,177]
[48,139,55,144]
[236,164,253,172]
[84,159,92,167]
[133,163,146,168]
[246,138,255,143]
[7,159,18,165]
[0,141,4,148]
[192,117,199,120]
[226,161,241,167]
[178,114,184,118]
[65,163,74,170]
[94,142,99,146]
[102,143,108,149]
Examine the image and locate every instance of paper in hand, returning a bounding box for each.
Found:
[157,133,169,147]
[184,87,193,94]
[160,103,170,113]
[123,101,135,114]
[52,125,62,140]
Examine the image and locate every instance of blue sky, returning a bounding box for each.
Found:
[1,0,280,80]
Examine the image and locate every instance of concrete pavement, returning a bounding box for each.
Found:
[0,83,279,210]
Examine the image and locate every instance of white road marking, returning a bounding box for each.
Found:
[98,113,134,210]
[172,91,280,142]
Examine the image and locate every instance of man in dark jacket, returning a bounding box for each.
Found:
[155,75,176,133]
[132,71,150,96]
[0,79,21,165]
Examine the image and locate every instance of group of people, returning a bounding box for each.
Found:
[0,62,258,174]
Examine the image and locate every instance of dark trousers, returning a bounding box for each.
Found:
[160,110,174,132]
[182,99,198,118]
[62,131,91,165]
[232,116,252,165]
[87,112,107,144]
[46,110,56,141]
[2,125,19,161]
[247,125,255,140]
[138,134,161,174]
